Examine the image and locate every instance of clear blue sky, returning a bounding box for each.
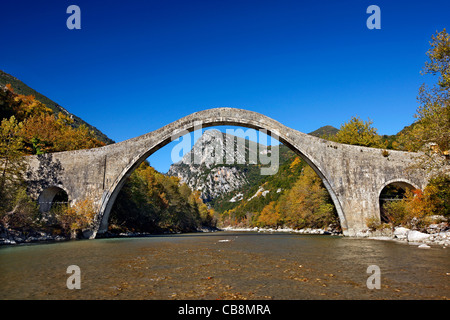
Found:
[1,0,449,172]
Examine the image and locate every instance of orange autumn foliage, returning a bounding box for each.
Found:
[54,198,96,237]
[2,84,105,155]
[257,201,281,228]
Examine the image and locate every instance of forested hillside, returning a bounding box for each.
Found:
[0,70,114,145]
[215,145,340,231]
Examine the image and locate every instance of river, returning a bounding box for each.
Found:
[0,232,449,300]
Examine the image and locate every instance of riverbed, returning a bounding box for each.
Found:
[0,232,448,300]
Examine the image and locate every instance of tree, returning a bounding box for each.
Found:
[278,166,337,229]
[1,85,105,155]
[20,112,105,154]
[425,176,450,217]
[331,116,386,148]
[0,116,26,212]
[1,188,38,230]
[54,198,96,238]
[257,201,281,228]
[0,84,53,122]
[109,161,217,234]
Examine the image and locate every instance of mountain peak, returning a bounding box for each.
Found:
[308,125,339,138]
[168,130,267,202]
[176,129,266,167]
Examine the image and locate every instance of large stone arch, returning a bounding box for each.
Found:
[96,109,348,235]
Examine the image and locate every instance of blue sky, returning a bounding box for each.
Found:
[1,0,449,172]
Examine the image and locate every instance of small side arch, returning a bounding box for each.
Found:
[377,179,420,223]
[377,179,420,199]
[38,185,69,213]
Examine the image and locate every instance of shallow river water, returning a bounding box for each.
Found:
[0,232,449,300]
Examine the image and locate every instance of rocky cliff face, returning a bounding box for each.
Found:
[167,129,263,202]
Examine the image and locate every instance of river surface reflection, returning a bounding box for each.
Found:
[0,232,449,299]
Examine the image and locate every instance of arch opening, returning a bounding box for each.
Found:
[38,186,69,213]
[378,181,417,223]
[102,123,347,236]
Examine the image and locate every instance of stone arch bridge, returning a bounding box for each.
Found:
[24,108,428,238]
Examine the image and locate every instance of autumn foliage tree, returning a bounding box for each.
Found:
[330,116,386,148]
[244,165,338,230]
[1,85,105,156]
[0,84,52,121]
[276,166,337,229]
[109,161,217,234]
[0,116,26,213]
[256,201,281,228]
[52,198,97,238]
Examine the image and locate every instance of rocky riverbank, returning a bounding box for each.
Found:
[0,226,68,245]
[221,224,450,248]
[220,226,342,235]
[358,225,450,248]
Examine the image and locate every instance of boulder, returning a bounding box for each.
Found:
[394,227,410,239]
[407,230,430,242]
